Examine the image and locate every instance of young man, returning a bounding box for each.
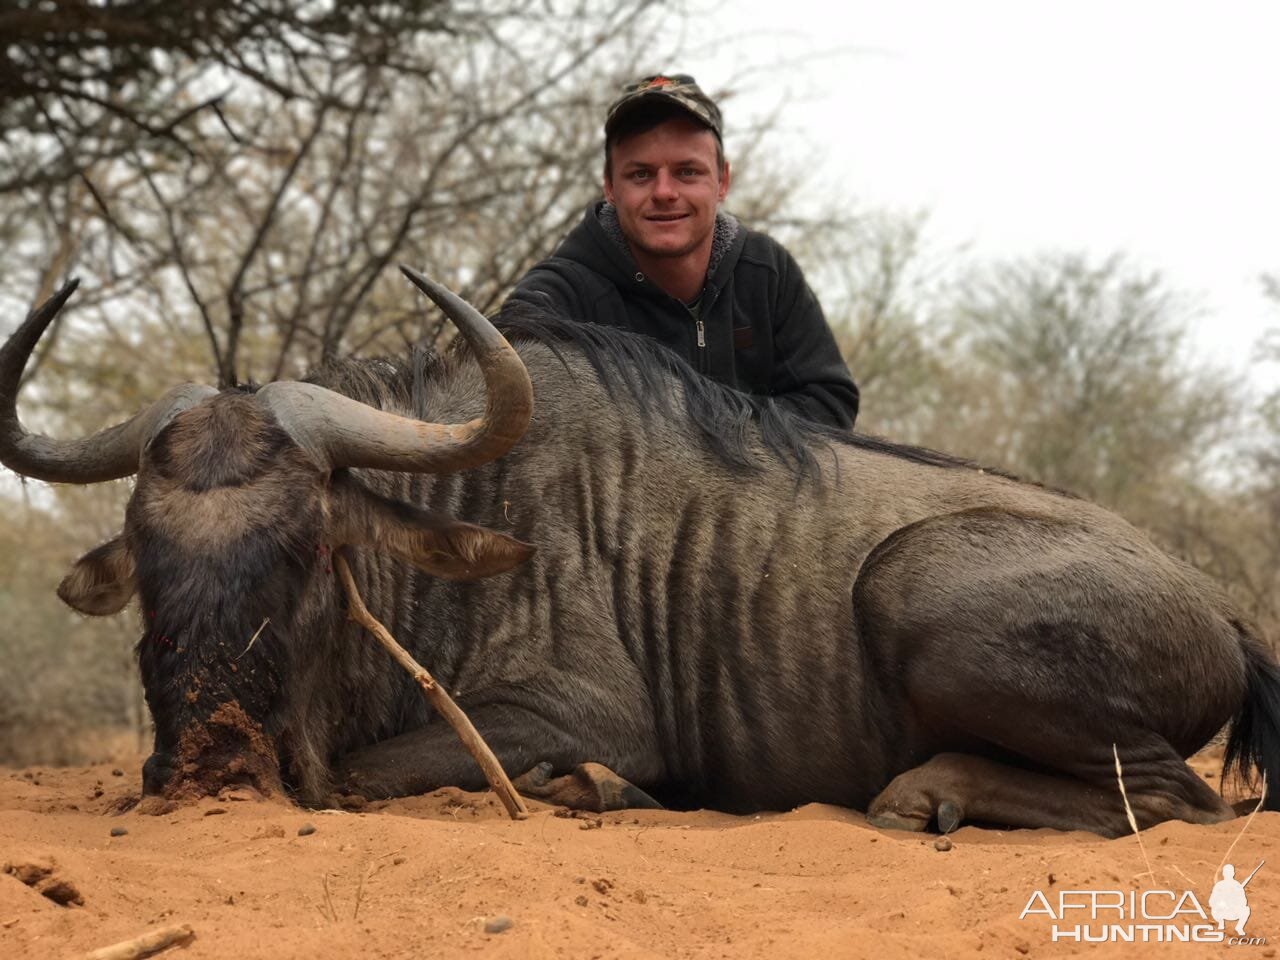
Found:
[507,74,859,429]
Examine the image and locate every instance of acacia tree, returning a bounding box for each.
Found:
[2,1,667,395]
[924,253,1237,516]
[783,210,952,439]
[0,0,452,195]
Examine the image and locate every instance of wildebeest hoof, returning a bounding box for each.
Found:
[867,796,962,834]
[866,811,930,833]
[331,791,370,811]
[512,761,555,792]
[937,800,963,834]
[513,762,661,812]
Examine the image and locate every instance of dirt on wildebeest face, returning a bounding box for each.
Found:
[162,701,282,804]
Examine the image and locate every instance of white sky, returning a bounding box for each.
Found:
[673,0,1280,388]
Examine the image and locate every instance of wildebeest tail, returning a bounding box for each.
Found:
[1223,631,1280,810]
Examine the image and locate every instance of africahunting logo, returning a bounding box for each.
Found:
[1019,860,1266,945]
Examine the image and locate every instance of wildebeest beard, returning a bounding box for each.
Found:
[135,528,311,799]
[131,407,328,801]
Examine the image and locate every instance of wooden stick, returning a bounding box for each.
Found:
[335,553,529,820]
[84,924,194,960]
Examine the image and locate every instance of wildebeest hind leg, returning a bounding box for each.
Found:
[867,751,1231,836]
[856,508,1244,835]
[513,761,663,812]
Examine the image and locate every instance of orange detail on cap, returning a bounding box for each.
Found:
[649,76,672,87]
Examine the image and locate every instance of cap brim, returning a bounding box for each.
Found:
[605,92,718,138]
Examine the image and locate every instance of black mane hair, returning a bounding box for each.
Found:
[302,348,445,422]
[493,300,991,483]
[299,300,1013,486]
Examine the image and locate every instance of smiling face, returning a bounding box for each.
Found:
[604,117,731,267]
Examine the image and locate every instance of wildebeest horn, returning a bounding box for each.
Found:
[0,279,217,483]
[256,266,533,474]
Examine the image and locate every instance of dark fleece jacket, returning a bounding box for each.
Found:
[506,202,859,428]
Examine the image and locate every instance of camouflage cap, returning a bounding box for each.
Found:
[605,73,723,141]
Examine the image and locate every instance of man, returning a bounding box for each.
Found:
[508,74,859,429]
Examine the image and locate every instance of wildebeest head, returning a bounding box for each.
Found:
[0,269,535,802]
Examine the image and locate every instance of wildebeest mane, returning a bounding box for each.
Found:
[301,351,443,418]
[300,302,1006,484]
[494,301,994,481]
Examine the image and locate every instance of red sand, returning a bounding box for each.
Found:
[2,748,1277,959]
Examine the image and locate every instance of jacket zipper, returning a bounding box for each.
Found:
[692,286,718,374]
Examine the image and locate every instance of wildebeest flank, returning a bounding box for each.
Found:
[2,269,1278,836]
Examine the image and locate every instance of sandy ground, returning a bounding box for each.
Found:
[2,747,1278,959]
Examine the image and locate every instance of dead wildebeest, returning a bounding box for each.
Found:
[2,269,1277,835]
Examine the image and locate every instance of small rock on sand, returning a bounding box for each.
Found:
[297,824,317,837]
[40,878,83,906]
[110,827,128,837]
[484,915,513,934]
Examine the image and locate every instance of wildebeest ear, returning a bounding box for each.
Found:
[330,474,534,581]
[58,536,137,616]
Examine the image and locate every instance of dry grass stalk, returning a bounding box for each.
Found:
[83,923,194,960]
[1113,744,1155,883]
[1216,773,1268,884]
[322,873,338,923]
[334,553,529,820]
[237,617,270,659]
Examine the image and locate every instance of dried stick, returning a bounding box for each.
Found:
[84,924,194,960]
[334,553,529,820]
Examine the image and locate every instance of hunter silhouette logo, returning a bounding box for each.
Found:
[1211,861,1264,937]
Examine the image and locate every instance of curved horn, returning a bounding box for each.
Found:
[0,279,217,483]
[257,267,533,474]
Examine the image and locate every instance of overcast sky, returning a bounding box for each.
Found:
[670,0,1279,388]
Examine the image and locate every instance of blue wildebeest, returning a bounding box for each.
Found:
[2,270,1277,835]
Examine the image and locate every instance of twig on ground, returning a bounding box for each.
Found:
[334,553,529,820]
[1113,744,1155,883]
[322,873,337,923]
[352,844,404,921]
[83,923,194,960]
[353,862,370,921]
